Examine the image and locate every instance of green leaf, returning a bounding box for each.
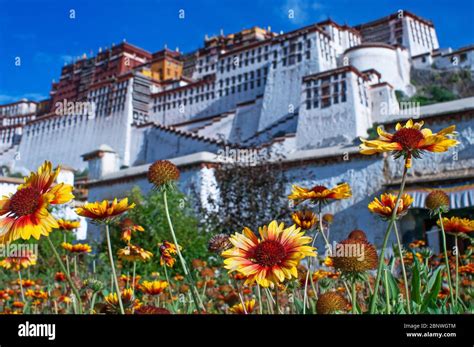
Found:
[421,266,443,312]
[411,258,422,305]
[385,268,400,300]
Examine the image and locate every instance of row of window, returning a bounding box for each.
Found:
[409,20,435,48]
[305,81,348,109]
[198,32,340,75]
[155,83,215,103]
[27,115,90,135]
[218,67,269,87]
[153,76,266,113]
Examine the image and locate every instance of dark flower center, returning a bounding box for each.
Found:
[9,187,41,216]
[311,185,328,194]
[253,240,286,267]
[392,128,424,150]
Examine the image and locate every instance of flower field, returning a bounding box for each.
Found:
[0,119,472,315]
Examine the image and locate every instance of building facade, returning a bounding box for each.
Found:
[1,10,473,247]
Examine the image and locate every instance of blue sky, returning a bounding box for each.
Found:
[1,0,473,103]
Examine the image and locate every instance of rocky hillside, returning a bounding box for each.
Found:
[399,68,474,105]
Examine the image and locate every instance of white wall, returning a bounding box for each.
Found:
[346,45,412,95]
[14,80,135,171]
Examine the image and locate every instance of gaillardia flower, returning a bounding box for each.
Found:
[222,221,316,288]
[288,183,351,205]
[229,299,256,314]
[208,233,232,253]
[57,219,80,231]
[61,242,92,254]
[291,210,317,230]
[437,217,474,235]
[368,193,413,219]
[117,244,153,262]
[158,240,180,268]
[0,251,37,271]
[331,238,378,273]
[105,288,140,314]
[425,190,450,213]
[348,229,367,241]
[359,119,458,168]
[120,218,144,243]
[0,161,74,244]
[55,272,66,282]
[316,291,348,314]
[76,198,135,222]
[139,280,169,296]
[147,160,180,189]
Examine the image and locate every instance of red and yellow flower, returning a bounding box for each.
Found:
[291,210,317,230]
[57,219,80,231]
[25,289,48,300]
[14,279,35,288]
[139,280,168,296]
[104,288,140,314]
[119,218,144,243]
[368,193,413,219]
[409,240,426,249]
[0,161,74,244]
[459,263,474,275]
[0,251,37,271]
[229,299,256,314]
[359,119,458,168]
[288,183,351,205]
[61,242,92,254]
[158,240,180,268]
[117,244,153,262]
[54,272,66,282]
[437,216,474,234]
[75,198,135,222]
[222,221,316,288]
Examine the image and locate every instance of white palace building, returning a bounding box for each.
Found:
[1,10,473,247]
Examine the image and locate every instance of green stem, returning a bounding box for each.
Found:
[163,190,205,312]
[455,235,459,305]
[303,230,319,314]
[17,270,25,303]
[232,279,247,314]
[64,234,70,277]
[257,284,263,314]
[264,288,274,314]
[352,279,357,314]
[369,162,408,314]
[393,222,411,313]
[46,237,82,314]
[105,224,124,315]
[74,256,78,277]
[384,268,391,314]
[163,264,177,311]
[275,285,280,314]
[316,205,353,301]
[90,292,98,314]
[438,212,456,308]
